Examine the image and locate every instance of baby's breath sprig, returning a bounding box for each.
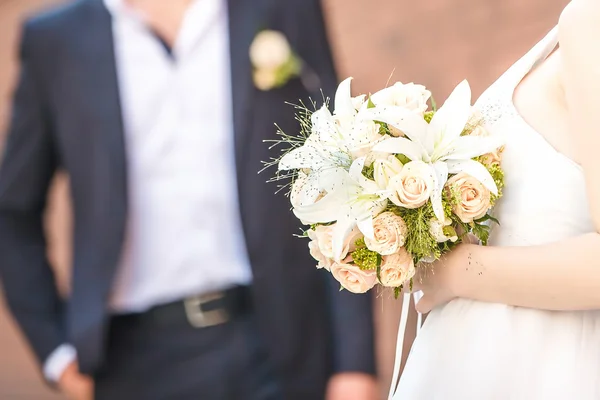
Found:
[260,99,322,195]
[261,100,317,172]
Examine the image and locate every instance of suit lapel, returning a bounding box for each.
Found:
[75,0,128,273]
[226,0,265,170]
[83,0,128,187]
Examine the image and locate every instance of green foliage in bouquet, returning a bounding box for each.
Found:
[480,159,505,206]
[262,80,505,299]
[351,238,382,271]
[392,203,440,264]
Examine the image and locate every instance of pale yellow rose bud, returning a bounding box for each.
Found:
[373,156,403,190]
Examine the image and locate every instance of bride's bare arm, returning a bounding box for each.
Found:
[415,0,600,313]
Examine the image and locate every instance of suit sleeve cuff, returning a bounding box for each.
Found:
[43,343,76,383]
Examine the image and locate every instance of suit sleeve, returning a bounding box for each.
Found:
[325,275,376,375]
[0,23,65,368]
[296,0,377,375]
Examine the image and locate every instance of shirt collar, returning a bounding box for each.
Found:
[103,0,220,58]
[103,0,127,16]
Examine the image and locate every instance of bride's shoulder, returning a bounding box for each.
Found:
[558,0,600,92]
[558,0,600,48]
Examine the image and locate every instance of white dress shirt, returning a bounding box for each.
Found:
[44,0,252,381]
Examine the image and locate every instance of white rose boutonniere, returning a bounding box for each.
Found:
[249,30,301,91]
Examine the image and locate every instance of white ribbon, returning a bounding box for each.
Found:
[387,291,423,400]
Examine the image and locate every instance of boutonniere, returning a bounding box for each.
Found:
[249,30,301,91]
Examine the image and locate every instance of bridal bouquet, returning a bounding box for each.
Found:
[267,78,504,296]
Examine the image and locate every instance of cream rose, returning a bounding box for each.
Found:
[249,30,291,70]
[379,248,416,287]
[373,156,403,190]
[387,161,433,208]
[330,257,377,293]
[370,82,431,114]
[307,229,333,270]
[446,172,492,223]
[364,212,407,255]
[312,224,362,261]
[342,226,364,258]
[429,217,458,243]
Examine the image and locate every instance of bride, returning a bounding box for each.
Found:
[393,0,600,398]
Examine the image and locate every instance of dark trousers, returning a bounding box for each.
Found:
[94,310,282,400]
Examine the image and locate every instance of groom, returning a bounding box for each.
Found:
[0,0,376,399]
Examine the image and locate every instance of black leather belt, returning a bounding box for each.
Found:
[111,285,252,329]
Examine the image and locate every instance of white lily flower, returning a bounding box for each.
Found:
[278,105,351,172]
[292,157,388,261]
[333,77,386,158]
[279,77,381,174]
[290,171,324,209]
[279,78,385,207]
[371,80,503,221]
[278,103,352,208]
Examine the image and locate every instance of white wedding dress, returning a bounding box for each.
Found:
[391,27,600,399]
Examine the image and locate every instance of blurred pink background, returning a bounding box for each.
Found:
[0,0,568,398]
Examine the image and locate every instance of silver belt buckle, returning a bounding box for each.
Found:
[183,292,229,328]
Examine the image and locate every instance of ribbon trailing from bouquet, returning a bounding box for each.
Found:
[387,291,423,399]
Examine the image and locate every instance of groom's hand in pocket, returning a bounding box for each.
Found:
[326,372,378,400]
[58,361,94,400]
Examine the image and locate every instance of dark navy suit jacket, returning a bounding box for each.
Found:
[0,0,375,398]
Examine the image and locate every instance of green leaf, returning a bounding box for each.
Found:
[475,213,500,226]
[423,110,435,123]
[472,222,490,246]
[378,122,391,136]
[395,154,411,165]
[362,163,375,180]
[394,286,402,299]
[367,96,376,109]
